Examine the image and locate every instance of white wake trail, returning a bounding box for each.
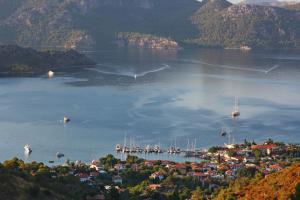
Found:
[86,63,170,78]
[264,64,280,74]
[181,59,280,74]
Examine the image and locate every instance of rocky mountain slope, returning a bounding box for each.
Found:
[0,0,300,49]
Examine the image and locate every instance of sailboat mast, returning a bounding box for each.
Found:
[124,133,127,147]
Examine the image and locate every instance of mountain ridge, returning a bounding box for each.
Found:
[0,0,300,49]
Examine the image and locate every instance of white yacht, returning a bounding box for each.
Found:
[48,70,55,78]
[24,144,32,154]
[115,144,122,152]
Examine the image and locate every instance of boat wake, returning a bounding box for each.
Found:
[181,59,280,74]
[86,64,170,78]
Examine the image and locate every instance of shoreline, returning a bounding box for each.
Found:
[2,139,300,199]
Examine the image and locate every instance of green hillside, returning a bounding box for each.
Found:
[0,45,95,76]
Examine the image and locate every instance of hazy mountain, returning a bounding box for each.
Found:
[0,0,299,49]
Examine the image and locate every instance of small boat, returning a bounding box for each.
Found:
[134,74,137,79]
[48,70,55,78]
[48,160,54,163]
[63,116,70,124]
[24,144,32,155]
[115,144,122,152]
[231,97,240,118]
[56,152,64,158]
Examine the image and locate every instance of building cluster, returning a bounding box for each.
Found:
[53,141,299,200]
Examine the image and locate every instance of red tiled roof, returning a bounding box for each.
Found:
[90,171,99,177]
[251,144,277,149]
[193,172,205,177]
[175,163,187,169]
[77,173,89,178]
[269,164,283,170]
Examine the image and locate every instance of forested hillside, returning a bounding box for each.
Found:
[0,0,299,49]
[0,45,95,76]
[215,163,300,200]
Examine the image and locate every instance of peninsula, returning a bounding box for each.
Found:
[0,45,95,76]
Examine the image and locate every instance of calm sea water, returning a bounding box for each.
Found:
[0,48,300,164]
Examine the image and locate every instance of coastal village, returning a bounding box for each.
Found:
[31,139,299,200]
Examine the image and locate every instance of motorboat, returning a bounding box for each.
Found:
[48,70,55,78]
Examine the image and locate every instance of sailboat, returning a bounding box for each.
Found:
[122,133,130,153]
[224,132,235,149]
[220,127,227,137]
[24,144,32,155]
[231,97,240,118]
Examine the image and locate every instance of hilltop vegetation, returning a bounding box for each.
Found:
[0,0,299,49]
[0,158,98,200]
[117,32,180,50]
[189,0,300,49]
[0,45,95,76]
[215,163,300,200]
